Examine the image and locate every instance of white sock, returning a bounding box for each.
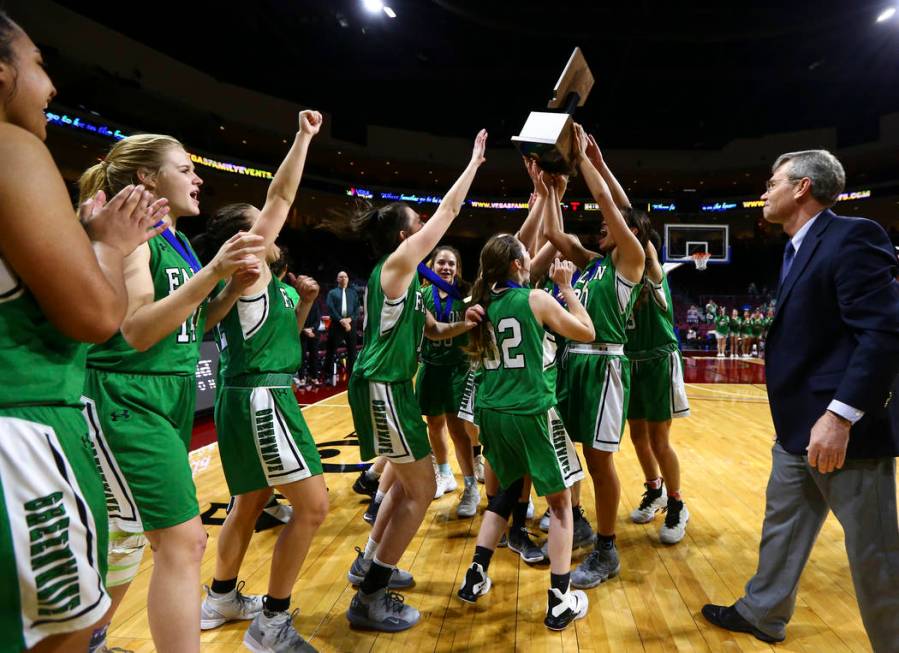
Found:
[372,555,395,569]
[374,490,385,504]
[363,537,379,561]
[364,467,381,481]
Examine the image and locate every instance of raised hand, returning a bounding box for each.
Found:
[535,170,550,198]
[470,129,488,166]
[209,231,266,279]
[550,258,576,288]
[572,123,589,160]
[585,133,604,168]
[81,185,169,256]
[523,155,541,189]
[551,173,569,200]
[299,110,323,137]
[464,304,485,328]
[231,260,262,293]
[289,273,320,303]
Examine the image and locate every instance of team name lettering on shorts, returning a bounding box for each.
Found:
[372,399,392,453]
[550,417,572,476]
[25,492,81,616]
[254,409,284,474]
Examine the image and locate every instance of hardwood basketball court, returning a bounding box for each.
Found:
[107,361,885,652]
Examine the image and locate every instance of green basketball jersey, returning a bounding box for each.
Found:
[354,257,426,383]
[420,285,467,366]
[730,316,743,334]
[476,287,555,415]
[750,317,763,336]
[625,273,677,358]
[279,279,300,305]
[580,256,642,345]
[216,276,301,378]
[715,314,730,335]
[87,231,206,375]
[0,257,86,407]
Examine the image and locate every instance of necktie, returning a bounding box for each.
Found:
[341,289,347,317]
[779,241,796,289]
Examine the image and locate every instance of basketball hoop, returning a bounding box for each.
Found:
[691,252,711,271]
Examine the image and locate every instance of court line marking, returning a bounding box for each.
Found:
[685,383,769,401]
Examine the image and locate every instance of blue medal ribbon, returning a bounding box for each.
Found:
[154,221,201,273]
[431,285,455,322]
[417,262,462,299]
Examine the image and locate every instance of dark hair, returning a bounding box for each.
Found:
[427,244,471,295]
[648,227,662,253]
[193,202,254,264]
[270,244,290,279]
[320,201,415,259]
[464,234,525,363]
[619,207,652,251]
[0,11,19,65]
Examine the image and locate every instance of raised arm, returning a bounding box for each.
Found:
[529,240,559,286]
[382,129,487,299]
[249,110,322,249]
[586,134,631,210]
[541,174,594,269]
[574,124,644,283]
[529,260,594,342]
[0,127,165,342]
[515,158,545,256]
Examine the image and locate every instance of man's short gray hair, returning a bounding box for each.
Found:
[772,149,846,207]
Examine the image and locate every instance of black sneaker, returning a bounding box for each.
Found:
[544,587,588,631]
[497,532,508,548]
[352,470,379,498]
[362,499,380,525]
[508,527,546,564]
[659,497,689,544]
[457,563,492,604]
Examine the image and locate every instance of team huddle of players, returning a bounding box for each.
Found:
[0,13,690,652]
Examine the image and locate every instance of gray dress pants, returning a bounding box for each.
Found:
[736,442,899,652]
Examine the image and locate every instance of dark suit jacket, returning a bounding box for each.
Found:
[766,209,899,458]
[326,286,360,323]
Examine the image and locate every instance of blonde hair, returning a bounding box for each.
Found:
[78,134,184,203]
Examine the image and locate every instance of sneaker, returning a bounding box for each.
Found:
[457,562,492,604]
[352,470,379,497]
[263,499,293,524]
[630,481,667,524]
[508,527,546,564]
[362,499,380,525]
[456,483,480,518]
[346,547,414,589]
[659,498,690,544]
[526,497,535,520]
[346,588,420,632]
[571,544,621,589]
[544,587,588,631]
[474,455,485,484]
[434,471,458,499]
[200,581,263,630]
[541,507,594,560]
[243,609,316,652]
[538,508,550,533]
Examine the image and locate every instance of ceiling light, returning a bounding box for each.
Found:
[876,6,896,22]
[362,0,384,13]
[384,6,396,18]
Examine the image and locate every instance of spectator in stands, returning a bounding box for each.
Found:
[705,299,718,324]
[324,270,360,384]
[686,305,700,326]
[686,327,698,347]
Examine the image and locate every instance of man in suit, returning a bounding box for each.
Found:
[702,150,899,652]
[324,270,360,384]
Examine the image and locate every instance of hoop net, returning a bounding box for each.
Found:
[691,252,711,271]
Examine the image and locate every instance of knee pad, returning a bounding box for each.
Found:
[485,477,525,520]
[106,531,147,587]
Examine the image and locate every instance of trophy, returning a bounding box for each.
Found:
[511,47,594,174]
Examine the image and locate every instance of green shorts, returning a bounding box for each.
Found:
[349,374,431,463]
[415,362,469,417]
[0,405,111,653]
[82,369,198,533]
[557,352,630,453]
[477,406,584,497]
[457,368,479,426]
[628,351,690,422]
[215,374,323,496]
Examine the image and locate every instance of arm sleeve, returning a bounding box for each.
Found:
[832,220,899,412]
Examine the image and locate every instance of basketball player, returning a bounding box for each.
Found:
[456,235,593,631]
[416,246,481,517]
[193,111,327,651]
[332,130,488,632]
[78,130,264,652]
[0,15,168,651]
[543,125,648,589]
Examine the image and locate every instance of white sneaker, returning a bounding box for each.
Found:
[434,471,457,499]
[474,455,485,484]
[659,499,689,544]
[630,482,667,524]
[200,581,263,630]
[544,587,589,631]
[456,483,480,518]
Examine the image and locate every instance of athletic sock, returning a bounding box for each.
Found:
[571,504,584,522]
[511,501,529,531]
[473,545,494,573]
[374,489,385,503]
[550,572,571,595]
[262,594,290,614]
[646,477,663,490]
[210,577,237,595]
[360,558,393,595]
[595,533,615,550]
[438,462,452,475]
[463,475,476,487]
[363,536,379,561]
[364,467,381,481]
[669,490,682,500]
[472,445,482,457]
